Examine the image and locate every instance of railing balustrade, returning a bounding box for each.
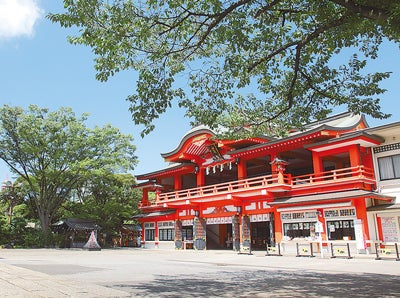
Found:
[292,165,374,185]
[140,166,374,207]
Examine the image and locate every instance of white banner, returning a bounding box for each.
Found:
[206,217,232,225]
[250,213,270,222]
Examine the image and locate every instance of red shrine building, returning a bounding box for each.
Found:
[134,112,400,253]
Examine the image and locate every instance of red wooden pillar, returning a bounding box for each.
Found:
[174,174,182,190]
[197,168,205,187]
[312,151,323,175]
[353,198,370,241]
[349,145,361,167]
[312,151,324,183]
[237,159,247,180]
[349,145,361,178]
[141,189,149,207]
[154,220,159,246]
[361,147,373,169]
[273,209,282,243]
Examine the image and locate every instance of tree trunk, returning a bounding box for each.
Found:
[38,207,53,247]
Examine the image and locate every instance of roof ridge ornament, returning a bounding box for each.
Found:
[208,143,224,161]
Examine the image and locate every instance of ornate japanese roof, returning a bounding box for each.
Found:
[304,130,384,152]
[132,210,175,219]
[135,162,194,180]
[160,125,269,164]
[230,112,369,157]
[51,218,101,231]
[298,111,368,132]
[364,121,400,141]
[136,112,372,179]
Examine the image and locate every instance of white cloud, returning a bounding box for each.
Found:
[0,0,43,40]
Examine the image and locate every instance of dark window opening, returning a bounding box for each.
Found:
[145,229,155,241]
[159,228,174,241]
[327,220,355,240]
[182,226,193,240]
[283,222,316,239]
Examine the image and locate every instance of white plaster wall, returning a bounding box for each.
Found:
[372,140,400,203]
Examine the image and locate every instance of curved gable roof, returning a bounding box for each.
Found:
[161,125,270,164]
[290,112,368,136]
[136,162,195,181]
[161,125,215,161]
[230,113,368,157]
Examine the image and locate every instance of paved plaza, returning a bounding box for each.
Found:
[0,248,399,297]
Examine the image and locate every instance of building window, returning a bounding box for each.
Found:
[182,226,193,240]
[159,228,174,241]
[144,222,155,241]
[283,222,316,239]
[378,154,400,180]
[145,229,155,241]
[327,220,355,240]
[158,221,175,241]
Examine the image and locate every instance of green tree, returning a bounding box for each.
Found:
[0,178,39,247]
[58,173,141,244]
[49,1,399,137]
[0,200,39,247]
[0,105,137,241]
[0,178,26,225]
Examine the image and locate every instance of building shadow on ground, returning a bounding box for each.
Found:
[110,269,400,297]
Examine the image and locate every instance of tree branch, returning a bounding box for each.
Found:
[184,0,252,59]
[255,0,281,18]
[247,13,350,128]
[247,40,298,72]
[330,0,390,21]
[300,70,336,100]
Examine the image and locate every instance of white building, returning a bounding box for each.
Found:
[367,122,400,244]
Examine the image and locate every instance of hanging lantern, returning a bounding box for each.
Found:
[270,157,289,173]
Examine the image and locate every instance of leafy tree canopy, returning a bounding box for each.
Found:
[0,105,137,235]
[49,1,399,137]
[59,173,141,238]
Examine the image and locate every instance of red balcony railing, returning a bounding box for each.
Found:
[140,166,375,208]
[292,165,375,185]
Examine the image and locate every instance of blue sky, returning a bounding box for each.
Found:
[0,0,399,180]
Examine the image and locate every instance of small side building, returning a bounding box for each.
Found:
[51,218,101,248]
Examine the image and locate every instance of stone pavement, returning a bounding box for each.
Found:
[0,248,399,297]
[0,262,129,297]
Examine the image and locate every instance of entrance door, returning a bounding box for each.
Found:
[251,221,270,250]
[206,224,233,249]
